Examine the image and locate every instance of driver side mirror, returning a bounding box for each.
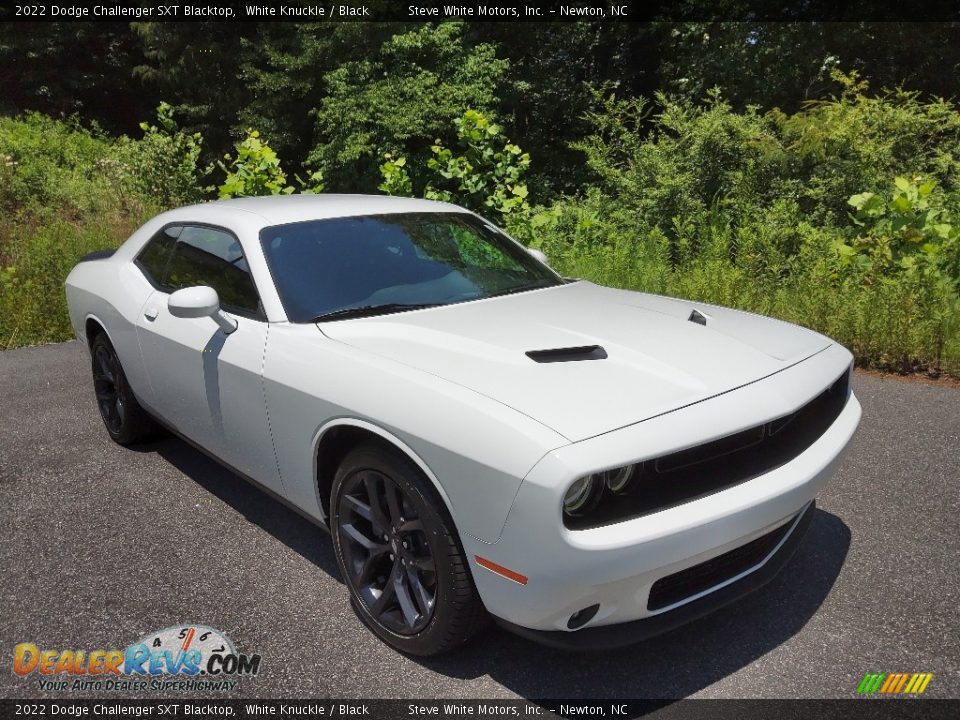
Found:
[527,248,550,266]
[168,286,238,334]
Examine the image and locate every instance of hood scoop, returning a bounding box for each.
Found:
[526,345,608,363]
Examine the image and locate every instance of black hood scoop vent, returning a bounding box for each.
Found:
[526,345,608,363]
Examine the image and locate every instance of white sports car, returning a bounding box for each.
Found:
[65,195,861,655]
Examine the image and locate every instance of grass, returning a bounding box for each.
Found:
[0,210,156,349]
[548,243,960,379]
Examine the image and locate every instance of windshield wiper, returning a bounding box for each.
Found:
[312,302,440,323]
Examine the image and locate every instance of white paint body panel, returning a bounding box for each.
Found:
[135,292,280,494]
[320,281,832,441]
[462,343,859,630]
[64,195,861,635]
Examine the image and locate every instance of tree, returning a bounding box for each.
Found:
[131,22,256,160]
[656,22,960,112]
[308,23,509,192]
[466,23,660,198]
[0,22,149,132]
[236,23,403,166]
[379,110,531,225]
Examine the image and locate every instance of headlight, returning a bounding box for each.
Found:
[563,464,638,518]
[562,474,604,516]
[601,465,637,494]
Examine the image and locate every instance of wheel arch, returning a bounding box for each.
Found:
[313,418,456,527]
[84,314,112,351]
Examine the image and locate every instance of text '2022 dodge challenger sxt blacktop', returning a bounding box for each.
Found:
[65,195,861,655]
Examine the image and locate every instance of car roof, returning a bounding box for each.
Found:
[169,194,466,227]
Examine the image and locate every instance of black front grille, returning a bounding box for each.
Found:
[564,367,850,530]
[647,516,796,611]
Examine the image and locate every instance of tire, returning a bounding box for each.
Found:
[331,441,487,655]
[90,333,157,445]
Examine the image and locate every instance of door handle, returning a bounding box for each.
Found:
[143,306,159,321]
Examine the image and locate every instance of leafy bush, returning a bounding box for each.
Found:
[518,77,960,377]
[309,23,509,191]
[378,154,413,197]
[840,176,959,287]
[218,130,293,198]
[575,73,960,235]
[218,129,325,198]
[379,110,530,225]
[114,102,206,207]
[0,114,161,348]
[0,113,134,215]
[425,110,530,220]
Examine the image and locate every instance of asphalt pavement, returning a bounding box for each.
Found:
[1,341,957,700]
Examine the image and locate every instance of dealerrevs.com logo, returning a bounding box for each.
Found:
[856,672,934,696]
[13,625,261,692]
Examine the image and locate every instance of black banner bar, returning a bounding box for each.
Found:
[1,0,959,23]
[1,700,959,720]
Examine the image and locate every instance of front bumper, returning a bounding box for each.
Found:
[494,499,816,650]
[460,343,861,642]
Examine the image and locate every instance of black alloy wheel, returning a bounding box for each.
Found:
[89,333,157,445]
[331,442,487,655]
[93,341,125,435]
[337,468,437,634]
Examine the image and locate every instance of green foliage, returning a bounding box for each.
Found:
[379,110,531,226]
[378,154,413,197]
[0,113,161,349]
[3,46,960,378]
[114,102,206,206]
[0,212,154,349]
[0,113,131,215]
[131,22,255,160]
[530,191,959,376]
[525,82,960,377]
[424,110,530,220]
[309,23,509,191]
[0,23,152,130]
[841,177,959,285]
[655,22,960,113]
[217,129,325,198]
[217,130,293,198]
[576,74,960,235]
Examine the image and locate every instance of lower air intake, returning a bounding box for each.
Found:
[647,516,795,611]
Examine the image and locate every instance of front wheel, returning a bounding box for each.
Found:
[331,442,486,655]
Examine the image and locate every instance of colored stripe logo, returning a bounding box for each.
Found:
[857,673,933,695]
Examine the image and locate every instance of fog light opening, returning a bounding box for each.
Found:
[567,604,600,630]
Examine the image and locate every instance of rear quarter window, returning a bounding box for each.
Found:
[136,225,182,285]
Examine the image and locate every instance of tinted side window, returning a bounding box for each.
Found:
[136,225,181,285]
[166,226,261,315]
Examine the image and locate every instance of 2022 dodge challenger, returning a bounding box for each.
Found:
[65,195,861,655]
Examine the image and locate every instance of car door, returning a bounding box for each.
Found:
[133,223,284,496]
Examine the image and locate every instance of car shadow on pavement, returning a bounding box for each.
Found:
[416,508,850,700]
[129,433,849,700]
[133,435,344,583]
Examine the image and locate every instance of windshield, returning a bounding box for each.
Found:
[260,212,562,322]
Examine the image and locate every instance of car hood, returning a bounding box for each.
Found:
[319,281,831,441]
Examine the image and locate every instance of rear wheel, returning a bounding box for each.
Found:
[331,442,486,655]
[90,333,157,445]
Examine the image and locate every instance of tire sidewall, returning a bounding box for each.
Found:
[91,334,134,444]
[330,445,468,656]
